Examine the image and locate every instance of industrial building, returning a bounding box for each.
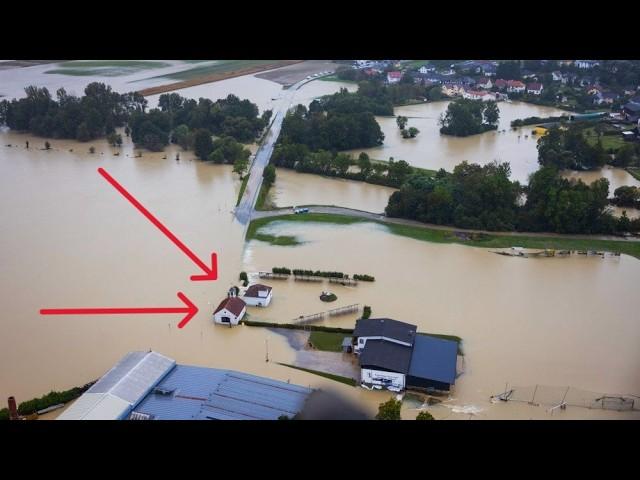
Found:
[58,351,312,420]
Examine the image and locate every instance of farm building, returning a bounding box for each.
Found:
[353,318,458,393]
[213,296,246,325]
[58,351,312,420]
[243,283,273,307]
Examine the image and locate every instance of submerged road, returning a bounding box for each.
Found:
[235,75,324,225]
[252,205,640,243]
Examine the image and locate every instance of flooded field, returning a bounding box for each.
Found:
[562,165,640,195]
[344,101,617,185]
[243,220,640,419]
[270,168,395,212]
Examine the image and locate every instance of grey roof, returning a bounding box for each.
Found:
[358,340,412,374]
[408,335,458,385]
[132,365,312,420]
[58,351,175,420]
[624,102,640,113]
[353,318,417,345]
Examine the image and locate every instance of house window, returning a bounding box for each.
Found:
[221,317,230,323]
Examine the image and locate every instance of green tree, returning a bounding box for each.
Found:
[357,152,372,177]
[44,141,51,150]
[193,129,214,160]
[402,127,420,138]
[484,101,500,126]
[233,156,249,178]
[416,411,434,420]
[376,398,402,420]
[396,115,408,130]
[362,305,372,319]
[263,164,276,187]
[89,146,95,154]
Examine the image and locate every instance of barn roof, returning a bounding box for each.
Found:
[358,340,412,374]
[353,318,417,345]
[244,284,272,298]
[408,335,458,385]
[214,296,246,316]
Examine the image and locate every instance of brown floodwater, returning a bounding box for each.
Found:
[562,165,640,195]
[343,101,635,187]
[243,220,640,419]
[270,168,396,212]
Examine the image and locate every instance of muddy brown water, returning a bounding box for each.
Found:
[2,75,639,419]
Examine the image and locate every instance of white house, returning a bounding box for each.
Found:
[506,80,526,93]
[575,60,600,69]
[526,82,543,95]
[462,90,496,102]
[213,296,246,326]
[387,71,402,84]
[476,77,492,90]
[242,283,273,307]
[441,83,464,97]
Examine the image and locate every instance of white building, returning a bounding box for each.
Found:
[526,82,543,95]
[213,296,246,326]
[242,283,273,307]
[462,90,496,102]
[575,60,600,69]
[418,65,434,74]
[476,77,492,90]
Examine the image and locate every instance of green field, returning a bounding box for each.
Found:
[156,60,280,81]
[582,127,627,152]
[246,213,640,259]
[277,363,357,387]
[627,167,640,181]
[309,331,348,352]
[45,60,171,76]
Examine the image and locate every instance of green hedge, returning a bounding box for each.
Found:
[272,267,291,275]
[353,274,375,281]
[1,382,95,419]
[241,319,354,333]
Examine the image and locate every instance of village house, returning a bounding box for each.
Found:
[552,71,569,84]
[586,84,603,96]
[242,283,273,307]
[506,80,526,93]
[463,90,496,102]
[387,71,402,84]
[527,82,544,95]
[353,318,458,393]
[476,77,492,89]
[494,78,508,90]
[575,60,600,69]
[594,91,619,105]
[441,82,465,97]
[418,65,435,74]
[623,101,640,122]
[213,295,246,326]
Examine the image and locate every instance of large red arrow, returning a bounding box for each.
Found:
[97,167,217,281]
[40,292,198,329]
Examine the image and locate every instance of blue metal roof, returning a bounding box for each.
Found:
[408,335,458,385]
[132,365,312,420]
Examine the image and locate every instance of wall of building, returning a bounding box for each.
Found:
[213,307,245,325]
[361,368,405,390]
[243,293,272,307]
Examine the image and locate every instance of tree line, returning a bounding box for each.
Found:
[131,92,271,153]
[0,83,147,141]
[385,161,640,234]
[537,124,609,170]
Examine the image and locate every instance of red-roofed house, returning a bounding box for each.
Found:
[476,77,492,89]
[527,83,543,95]
[462,90,496,102]
[213,296,246,326]
[494,79,508,90]
[387,71,402,84]
[506,80,525,93]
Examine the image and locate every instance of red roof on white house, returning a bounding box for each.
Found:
[527,82,543,91]
[388,71,402,79]
[214,297,246,316]
[507,80,525,88]
[244,284,273,298]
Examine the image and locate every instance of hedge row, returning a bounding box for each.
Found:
[353,274,375,282]
[241,319,354,334]
[272,267,291,275]
[293,269,345,278]
[0,381,95,419]
[511,115,568,127]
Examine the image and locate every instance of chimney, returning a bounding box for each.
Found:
[8,396,19,420]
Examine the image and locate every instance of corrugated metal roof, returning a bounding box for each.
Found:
[359,340,412,374]
[133,366,312,420]
[353,318,417,345]
[58,351,175,420]
[408,335,458,385]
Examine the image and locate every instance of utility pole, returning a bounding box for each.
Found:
[265,337,269,363]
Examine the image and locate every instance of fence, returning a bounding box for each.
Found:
[491,383,639,414]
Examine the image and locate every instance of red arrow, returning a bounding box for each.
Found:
[40,292,198,329]
[97,167,217,281]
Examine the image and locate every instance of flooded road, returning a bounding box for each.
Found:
[243,220,640,419]
[271,168,395,212]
